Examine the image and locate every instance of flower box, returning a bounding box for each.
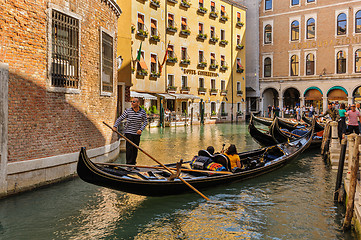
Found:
[180,29,191,36]
[220,15,228,22]
[236,68,244,73]
[168,0,178,3]
[167,86,177,92]
[220,90,228,96]
[236,21,244,27]
[150,0,160,7]
[219,40,228,45]
[167,57,178,63]
[150,35,160,42]
[137,70,148,76]
[209,11,218,18]
[210,88,218,95]
[150,72,161,78]
[236,44,244,50]
[167,26,178,33]
[237,90,243,95]
[209,37,219,43]
[181,86,190,93]
[197,7,208,14]
[136,30,148,38]
[220,65,228,71]
[198,87,207,94]
[198,62,207,68]
[197,33,207,40]
[209,64,218,69]
[180,59,190,65]
[180,0,191,8]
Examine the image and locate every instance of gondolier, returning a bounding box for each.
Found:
[113,97,148,165]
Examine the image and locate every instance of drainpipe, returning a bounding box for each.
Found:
[231,5,234,123]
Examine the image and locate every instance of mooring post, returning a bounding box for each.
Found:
[329,121,340,165]
[343,135,361,231]
[334,138,347,201]
[347,134,357,180]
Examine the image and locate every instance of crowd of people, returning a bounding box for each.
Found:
[267,104,318,121]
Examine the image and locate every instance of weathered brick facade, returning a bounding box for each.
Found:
[0,0,121,195]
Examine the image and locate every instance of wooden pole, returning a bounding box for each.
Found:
[334,138,347,201]
[343,135,361,230]
[103,121,210,201]
[95,162,233,175]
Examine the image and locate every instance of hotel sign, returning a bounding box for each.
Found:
[291,36,361,50]
[183,69,219,77]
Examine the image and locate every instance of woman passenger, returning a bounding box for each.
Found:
[223,144,242,171]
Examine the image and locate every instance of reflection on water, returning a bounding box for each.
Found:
[0,123,356,239]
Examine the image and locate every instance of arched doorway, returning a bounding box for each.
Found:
[304,87,323,112]
[327,86,348,105]
[262,88,279,115]
[353,86,361,103]
[283,87,300,109]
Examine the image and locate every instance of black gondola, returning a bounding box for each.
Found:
[252,113,305,131]
[302,114,325,132]
[77,120,315,197]
[248,114,278,146]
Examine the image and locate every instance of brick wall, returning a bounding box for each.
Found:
[1,0,120,162]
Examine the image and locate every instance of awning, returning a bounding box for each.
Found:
[199,24,203,31]
[151,22,156,28]
[221,6,225,12]
[157,93,176,100]
[211,54,215,60]
[305,89,322,100]
[327,89,347,100]
[131,91,157,100]
[151,55,157,63]
[138,16,144,24]
[139,58,148,70]
[168,14,173,20]
[169,93,200,100]
[211,1,215,7]
[237,12,240,18]
[182,19,187,25]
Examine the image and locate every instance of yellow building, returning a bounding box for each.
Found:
[130,0,246,122]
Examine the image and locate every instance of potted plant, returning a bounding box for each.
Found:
[180,29,191,35]
[150,0,160,7]
[180,0,191,8]
[197,33,207,40]
[236,44,244,50]
[167,25,178,33]
[167,56,178,63]
[219,39,228,45]
[236,68,244,73]
[236,21,244,27]
[210,63,218,69]
[198,62,207,67]
[209,36,219,43]
[197,7,208,14]
[210,11,218,18]
[136,29,148,38]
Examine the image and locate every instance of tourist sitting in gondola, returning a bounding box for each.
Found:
[222,144,243,172]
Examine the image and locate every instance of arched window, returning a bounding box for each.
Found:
[264,57,272,77]
[306,53,315,75]
[355,49,361,73]
[291,20,299,41]
[337,13,347,35]
[290,55,299,76]
[337,51,346,74]
[306,18,315,39]
[264,24,272,44]
[356,11,361,33]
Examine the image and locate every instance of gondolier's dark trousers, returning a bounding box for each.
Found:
[125,133,141,165]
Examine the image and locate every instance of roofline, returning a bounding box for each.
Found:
[102,0,122,18]
[221,0,247,10]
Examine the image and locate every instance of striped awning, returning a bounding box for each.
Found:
[130,91,157,100]
[169,93,200,99]
[157,93,176,100]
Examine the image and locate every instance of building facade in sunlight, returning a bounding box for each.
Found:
[0,0,121,196]
[128,0,246,122]
[259,0,361,114]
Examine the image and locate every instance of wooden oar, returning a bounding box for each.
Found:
[103,122,211,201]
[95,162,233,175]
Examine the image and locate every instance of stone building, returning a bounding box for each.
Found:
[0,0,121,197]
[128,0,247,122]
[259,0,361,114]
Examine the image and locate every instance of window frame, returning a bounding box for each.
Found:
[355,9,361,34]
[150,18,158,36]
[168,74,175,87]
[264,24,272,44]
[137,12,145,31]
[336,50,347,74]
[150,53,158,74]
[199,22,204,34]
[306,18,316,39]
[264,57,272,77]
[291,0,299,7]
[289,51,300,76]
[291,20,300,41]
[337,13,347,36]
[265,0,272,11]
[305,53,315,76]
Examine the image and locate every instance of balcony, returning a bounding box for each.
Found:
[237,90,243,96]
[197,7,208,14]
[220,15,228,22]
[150,35,160,42]
[209,11,218,18]
[168,0,178,3]
[167,26,178,33]
[167,86,177,93]
[137,69,148,76]
[209,36,219,43]
[198,62,207,68]
[180,29,191,36]
[136,29,148,38]
[236,68,244,73]
[219,39,228,45]
[180,0,191,8]
[221,112,228,117]
[220,90,228,96]
[150,72,161,78]
[198,87,207,94]
[209,64,218,69]
[197,33,207,40]
[180,86,190,93]
[150,0,160,7]
[180,59,190,65]
[236,44,244,50]
[210,88,218,95]
[236,21,244,28]
[220,65,228,71]
[166,57,178,63]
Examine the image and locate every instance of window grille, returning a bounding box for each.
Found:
[51,10,79,88]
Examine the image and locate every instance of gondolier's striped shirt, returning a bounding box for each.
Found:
[114,108,148,135]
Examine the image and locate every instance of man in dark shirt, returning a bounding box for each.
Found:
[318,103,339,121]
[113,98,148,165]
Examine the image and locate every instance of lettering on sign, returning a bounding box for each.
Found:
[291,36,361,50]
[183,69,219,77]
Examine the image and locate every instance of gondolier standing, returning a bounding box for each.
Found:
[113,98,148,165]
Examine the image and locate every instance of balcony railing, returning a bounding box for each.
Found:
[221,112,228,117]
[237,90,243,95]
[210,88,218,95]
[150,34,160,42]
[220,15,228,22]
[150,72,161,78]
[220,90,228,96]
[220,65,228,71]
[198,87,207,94]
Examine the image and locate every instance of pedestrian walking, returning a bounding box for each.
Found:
[346,104,361,134]
[356,103,361,133]
[113,98,148,165]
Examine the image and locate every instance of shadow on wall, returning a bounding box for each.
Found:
[8,72,118,163]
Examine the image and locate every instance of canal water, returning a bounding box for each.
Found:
[0,123,357,239]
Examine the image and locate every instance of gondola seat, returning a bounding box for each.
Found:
[212,154,231,171]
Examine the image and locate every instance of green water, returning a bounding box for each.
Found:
[0,123,356,239]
